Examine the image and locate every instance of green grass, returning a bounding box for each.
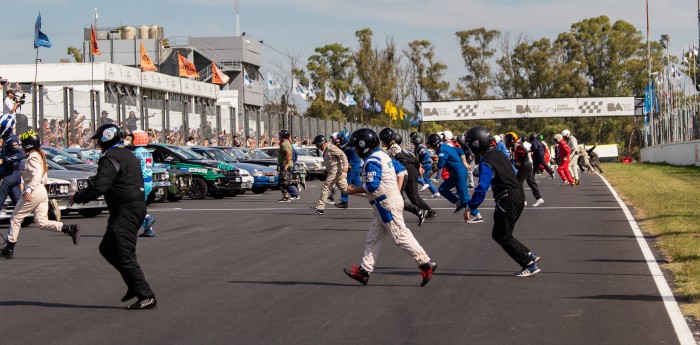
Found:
[602,163,700,318]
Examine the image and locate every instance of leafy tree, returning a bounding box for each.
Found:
[67,46,83,63]
[453,28,500,100]
[354,28,399,124]
[306,43,359,121]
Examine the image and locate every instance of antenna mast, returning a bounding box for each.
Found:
[235,0,241,36]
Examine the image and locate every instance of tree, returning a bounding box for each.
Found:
[453,28,500,100]
[404,40,450,116]
[306,43,359,121]
[354,28,399,124]
[67,46,83,63]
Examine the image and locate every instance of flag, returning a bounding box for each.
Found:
[345,93,356,106]
[90,25,101,55]
[373,101,382,113]
[400,109,406,120]
[34,13,52,48]
[266,73,281,89]
[338,91,348,106]
[292,79,308,100]
[324,82,336,102]
[178,53,200,78]
[244,69,254,87]
[362,97,372,111]
[308,80,317,100]
[410,111,422,127]
[139,41,157,72]
[644,84,653,115]
[212,62,230,84]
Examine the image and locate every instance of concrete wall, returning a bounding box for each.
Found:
[640,140,700,166]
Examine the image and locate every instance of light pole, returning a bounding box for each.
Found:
[660,34,671,114]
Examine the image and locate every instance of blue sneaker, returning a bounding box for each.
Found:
[514,262,541,277]
[142,215,156,230]
[528,251,541,264]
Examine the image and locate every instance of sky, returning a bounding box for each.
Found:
[2,0,698,88]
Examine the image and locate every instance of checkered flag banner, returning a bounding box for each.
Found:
[453,104,479,117]
[579,101,603,114]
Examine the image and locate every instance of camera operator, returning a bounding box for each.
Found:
[3,90,21,116]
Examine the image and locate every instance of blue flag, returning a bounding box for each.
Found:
[362,97,372,112]
[34,13,52,48]
[373,101,382,113]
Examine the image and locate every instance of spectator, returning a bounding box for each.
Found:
[126,111,138,133]
[232,135,241,147]
[186,136,196,146]
[100,111,115,126]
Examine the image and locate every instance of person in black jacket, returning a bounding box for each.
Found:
[0,114,24,208]
[464,127,541,277]
[70,123,157,310]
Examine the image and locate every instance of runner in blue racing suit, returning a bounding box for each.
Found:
[129,131,156,237]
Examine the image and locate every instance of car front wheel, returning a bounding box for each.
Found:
[188,177,208,200]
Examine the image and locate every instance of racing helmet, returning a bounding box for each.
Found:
[493,135,502,143]
[393,133,403,145]
[278,129,291,139]
[464,127,492,155]
[330,132,340,144]
[347,128,380,158]
[338,130,350,146]
[426,133,442,149]
[561,129,571,138]
[443,130,454,141]
[409,132,419,141]
[378,127,396,146]
[0,114,16,138]
[412,135,423,146]
[312,135,327,148]
[131,130,149,146]
[91,123,124,151]
[505,132,519,143]
[554,134,563,141]
[20,130,41,151]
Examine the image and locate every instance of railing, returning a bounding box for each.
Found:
[641,103,700,147]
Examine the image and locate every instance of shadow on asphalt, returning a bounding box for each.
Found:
[229,280,408,287]
[0,301,123,309]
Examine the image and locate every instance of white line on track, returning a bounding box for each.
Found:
[149,206,620,212]
[598,173,695,344]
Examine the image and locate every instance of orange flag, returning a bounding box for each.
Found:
[211,62,230,84]
[140,41,157,72]
[90,25,101,55]
[178,53,200,78]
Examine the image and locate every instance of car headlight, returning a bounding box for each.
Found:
[253,170,264,177]
[60,185,69,194]
[70,179,78,192]
[211,168,222,175]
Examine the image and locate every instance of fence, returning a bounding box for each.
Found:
[641,103,700,147]
[3,81,414,149]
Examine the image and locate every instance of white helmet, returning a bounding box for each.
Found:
[554,134,563,141]
[443,130,454,141]
[437,131,444,141]
[561,129,571,138]
[493,135,502,143]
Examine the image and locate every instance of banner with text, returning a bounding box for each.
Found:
[420,97,636,122]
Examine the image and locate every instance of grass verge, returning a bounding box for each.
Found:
[602,162,700,318]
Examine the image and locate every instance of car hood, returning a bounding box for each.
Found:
[48,170,95,180]
[60,164,98,173]
[188,159,238,171]
[232,162,276,174]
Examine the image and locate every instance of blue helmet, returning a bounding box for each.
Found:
[338,130,350,146]
[0,114,16,138]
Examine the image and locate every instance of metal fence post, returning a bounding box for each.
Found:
[143,96,149,131]
[256,109,261,148]
[183,100,189,142]
[38,84,45,137]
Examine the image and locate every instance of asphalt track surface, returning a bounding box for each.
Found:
[0,173,696,345]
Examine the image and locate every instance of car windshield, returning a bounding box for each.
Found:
[43,147,86,165]
[225,148,249,160]
[295,148,311,156]
[167,146,206,160]
[197,149,236,163]
[249,149,272,159]
[80,149,101,161]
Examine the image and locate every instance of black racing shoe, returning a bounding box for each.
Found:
[1,244,14,259]
[126,296,158,310]
[62,224,80,245]
[343,264,369,285]
[335,202,349,209]
[418,209,427,227]
[426,210,437,219]
[121,289,136,302]
[419,261,438,287]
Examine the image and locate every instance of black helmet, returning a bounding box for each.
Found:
[312,135,327,148]
[528,134,536,142]
[464,127,492,155]
[347,128,380,158]
[277,129,290,139]
[91,123,124,151]
[20,130,41,151]
[412,135,423,145]
[393,133,403,145]
[426,133,442,149]
[378,127,395,146]
[409,132,419,141]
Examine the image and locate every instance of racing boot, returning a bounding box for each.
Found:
[418,209,427,227]
[426,210,437,219]
[61,224,80,245]
[121,289,136,302]
[1,242,15,259]
[334,202,348,209]
[419,261,438,287]
[126,296,158,310]
[343,264,369,285]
